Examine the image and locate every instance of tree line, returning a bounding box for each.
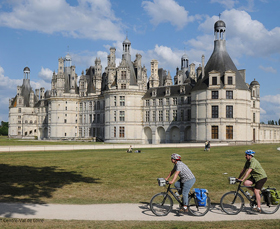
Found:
[260,119,280,125]
[0,121,8,135]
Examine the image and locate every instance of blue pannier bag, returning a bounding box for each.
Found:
[194,188,208,206]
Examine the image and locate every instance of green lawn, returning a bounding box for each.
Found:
[0,143,279,204]
[0,143,280,228]
[0,219,279,229]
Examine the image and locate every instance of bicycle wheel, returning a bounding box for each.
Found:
[260,193,280,214]
[188,195,211,216]
[150,192,173,216]
[220,191,244,215]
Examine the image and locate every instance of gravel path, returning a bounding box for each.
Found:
[0,203,279,221]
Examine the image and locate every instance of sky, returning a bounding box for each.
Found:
[0,0,279,123]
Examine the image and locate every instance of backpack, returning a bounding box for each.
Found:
[269,188,280,205]
[194,188,208,206]
[262,187,280,205]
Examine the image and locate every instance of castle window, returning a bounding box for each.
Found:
[226,106,233,118]
[120,96,125,106]
[212,91,219,99]
[159,99,163,106]
[121,71,126,80]
[226,91,233,99]
[18,108,21,113]
[173,110,177,121]
[212,126,219,139]
[159,110,163,122]
[187,109,191,121]
[166,98,169,105]
[212,77,217,85]
[181,110,184,121]
[145,111,150,122]
[173,97,177,105]
[226,126,233,139]
[119,127,125,138]
[114,111,116,122]
[152,111,156,122]
[228,76,233,85]
[153,99,156,106]
[145,100,150,107]
[166,110,170,121]
[119,111,125,121]
[121,84,126,89]
[253,101,255,108]
[212,106,219,118]
[114,96,117,106]
[114,127,116,138]
[253,113,256,123]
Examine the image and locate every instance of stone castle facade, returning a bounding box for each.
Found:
[8,20,280,144]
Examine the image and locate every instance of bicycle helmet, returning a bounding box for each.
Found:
[245,150,255,156]
[171,153,181,161]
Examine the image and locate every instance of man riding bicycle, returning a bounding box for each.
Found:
[237,150,267,212]
[165,153,196,213]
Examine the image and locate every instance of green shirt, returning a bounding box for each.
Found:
[244,157,267,182]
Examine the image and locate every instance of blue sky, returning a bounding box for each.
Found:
[0,0,279,123]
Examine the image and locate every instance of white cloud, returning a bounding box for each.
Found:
[260,107,266,114]
[0,0,124,41]
[142,0,195,30]
[260,94,280,123]
[210,0,238,9]
[198,9,280,59]
[38,67,53,82]
[262,94,280,105]
[0,66,22,90]
[259,65,277,74]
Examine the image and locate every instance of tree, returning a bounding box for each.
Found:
[0,121,8,136]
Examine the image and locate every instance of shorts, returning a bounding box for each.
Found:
[248,177,267,190]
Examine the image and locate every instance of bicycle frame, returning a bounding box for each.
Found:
[233,181,256,204]
[164,184,196,207]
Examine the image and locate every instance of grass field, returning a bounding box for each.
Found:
[0,219,280,229]
[0,142,279,204]
[0,139,279,228]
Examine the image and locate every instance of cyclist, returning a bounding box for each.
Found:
[165,153,196,213]
[237,150,267,212]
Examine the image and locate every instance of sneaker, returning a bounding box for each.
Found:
[252,206,262,213]
[179,207,188,213]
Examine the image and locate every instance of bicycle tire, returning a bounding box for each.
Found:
[260,193,280,214]
[220,191,244,215]
[150,192,173,216]
[188,195,211,216]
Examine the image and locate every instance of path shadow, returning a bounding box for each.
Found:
[0,164,100,205]
[0,203,37,218]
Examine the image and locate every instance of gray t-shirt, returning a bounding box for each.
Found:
[173,161,195,183]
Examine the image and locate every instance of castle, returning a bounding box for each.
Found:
[8,20,280,144]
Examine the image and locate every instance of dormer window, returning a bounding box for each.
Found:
[152,89,157,97]
[212,77,217,85]
[165,87,170,96]
[228,76,233,85]
[224,70,236,87]
[209,71,220,87]
[180,86,185,94]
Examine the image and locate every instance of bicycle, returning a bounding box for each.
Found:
[149,178,211,216]
[220,177,280,215]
